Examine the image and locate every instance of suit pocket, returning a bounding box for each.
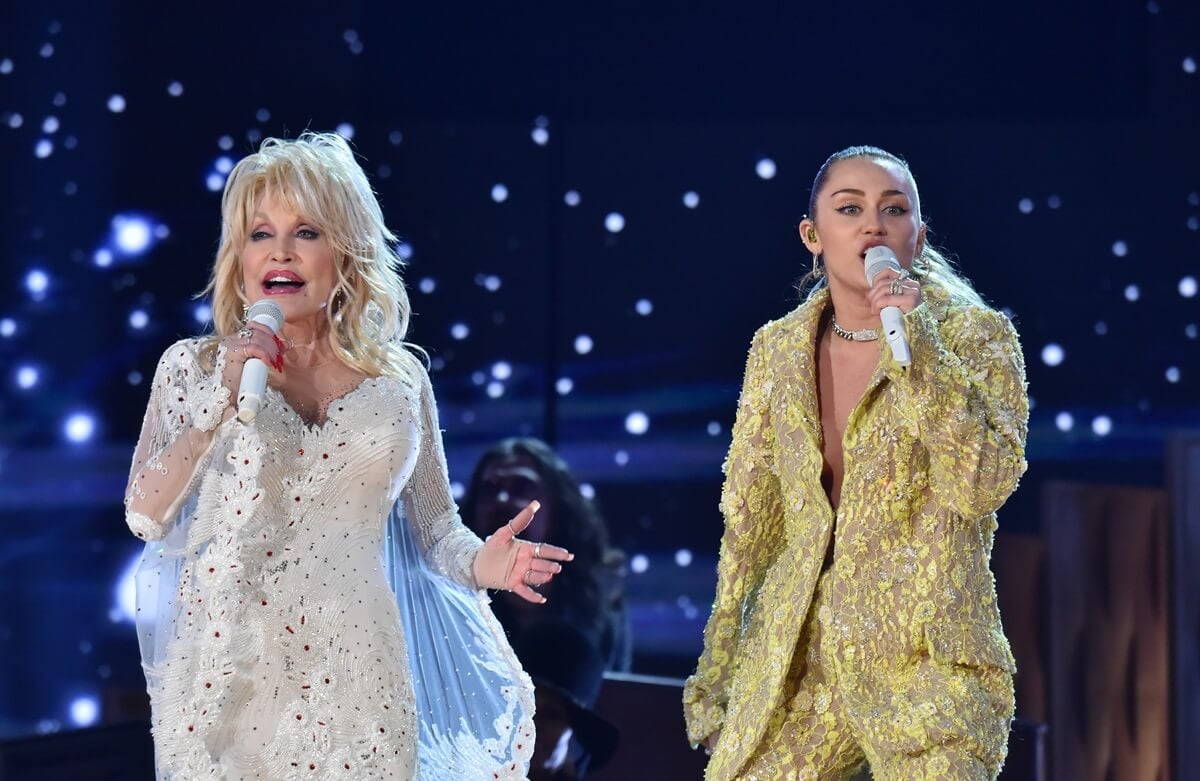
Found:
[924,621,1017,673]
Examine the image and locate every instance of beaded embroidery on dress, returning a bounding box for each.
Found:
[126,338,534,780]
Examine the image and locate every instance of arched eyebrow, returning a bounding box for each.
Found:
[828,188,909,199]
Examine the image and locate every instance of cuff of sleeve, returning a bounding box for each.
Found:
[188,344,232,432]
[683,674,726,747]
[126,509,164,541]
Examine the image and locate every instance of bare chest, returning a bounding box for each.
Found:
[815,337,879,507]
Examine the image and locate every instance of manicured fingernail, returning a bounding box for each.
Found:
[529,500,541,514]
[540,596,548,604]
[567,553,575,561]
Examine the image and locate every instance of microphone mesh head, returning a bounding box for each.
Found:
[864,246,902,283]
[246,299,284,331]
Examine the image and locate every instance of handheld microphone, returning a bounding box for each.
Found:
[236,300,284,423]
[864,246,912,367]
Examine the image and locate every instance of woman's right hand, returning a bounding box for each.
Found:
[219,322,285,396]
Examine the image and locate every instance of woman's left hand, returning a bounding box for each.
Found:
[867,267,922,316]
[472,501,574,604]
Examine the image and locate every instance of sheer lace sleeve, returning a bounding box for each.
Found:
[884,304,1029,519]
[683,328,784,746]
[400,365,485,589]
[124,339,232,540]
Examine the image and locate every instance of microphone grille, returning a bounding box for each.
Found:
[246,299,284,327]
[864,246,901,283]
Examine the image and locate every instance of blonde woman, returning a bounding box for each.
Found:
[124,132,570,780]
[684,146,1028,780]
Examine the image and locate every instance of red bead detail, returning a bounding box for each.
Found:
[298,448,305,455]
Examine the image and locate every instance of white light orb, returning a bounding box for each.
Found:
[69,697,99,727]
[16,365,38,389]
[1040,343,1064,367]
[64,412,95,443]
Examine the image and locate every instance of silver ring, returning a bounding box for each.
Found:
[897,268,911,280]
[237,327,253,339]
[890,280,904,296]
[523,570,535,585]
[534,542,544,559]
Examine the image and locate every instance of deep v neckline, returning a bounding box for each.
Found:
[266,377,382,434]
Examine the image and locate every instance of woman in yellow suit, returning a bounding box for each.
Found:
[684,146,1028,780]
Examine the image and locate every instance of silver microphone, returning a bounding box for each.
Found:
[236,300,284,423]
[864,246,912,367]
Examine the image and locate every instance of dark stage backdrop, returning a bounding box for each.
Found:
[0,1,1197,739]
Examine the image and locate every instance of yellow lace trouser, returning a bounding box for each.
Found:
[738,573,1010,781]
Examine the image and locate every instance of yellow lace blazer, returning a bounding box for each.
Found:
[683,285,1028,777]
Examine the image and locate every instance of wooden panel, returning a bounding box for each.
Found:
[1043,481,1169,781]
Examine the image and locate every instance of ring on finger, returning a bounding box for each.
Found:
[534,542,544,559]
[237,327,253,339]
[523,569,535,586]
[890,279,905,296]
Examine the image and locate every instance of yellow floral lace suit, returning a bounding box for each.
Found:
[684,285,1028,780]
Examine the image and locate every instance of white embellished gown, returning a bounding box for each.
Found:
[124,339,535,780]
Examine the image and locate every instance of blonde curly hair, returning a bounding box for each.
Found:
[201,131,422,380]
